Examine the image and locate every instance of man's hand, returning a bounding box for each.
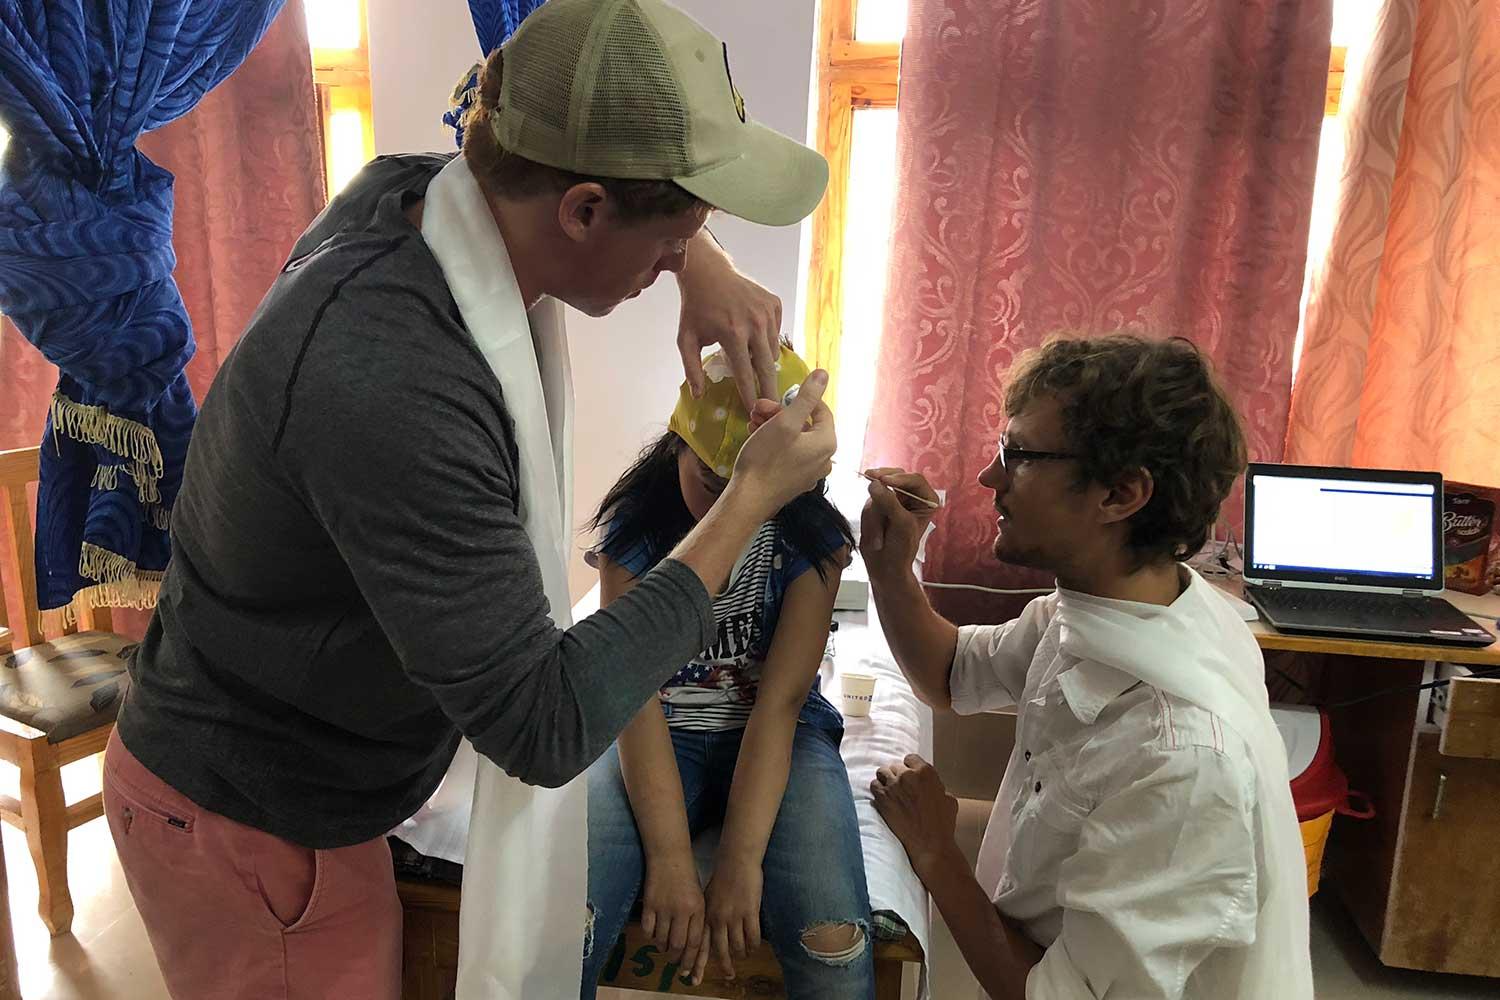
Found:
[860,468,940,578]
[702,860,764,982]
[676,229,782,413]
[730,370,835,519]
[871,754,962,878]
[877,758,1045,998]
[640,853,708,976]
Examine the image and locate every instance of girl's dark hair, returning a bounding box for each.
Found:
[588,431,853,581]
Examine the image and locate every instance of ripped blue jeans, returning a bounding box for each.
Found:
[580,724,874,1000]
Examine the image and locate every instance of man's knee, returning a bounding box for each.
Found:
[801,921,868,965]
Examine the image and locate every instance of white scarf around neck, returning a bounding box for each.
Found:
[420,153,587,999]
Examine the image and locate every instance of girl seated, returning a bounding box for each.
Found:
[580,345,873,999]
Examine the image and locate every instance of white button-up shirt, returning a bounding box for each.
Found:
[952,587,1265,999]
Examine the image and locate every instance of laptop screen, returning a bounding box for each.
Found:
[1243,464,1444,592]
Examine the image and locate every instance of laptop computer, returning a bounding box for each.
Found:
[1242,463,1495,648]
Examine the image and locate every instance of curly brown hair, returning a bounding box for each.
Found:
[460,48,706,222]
[1004,334,1247,566]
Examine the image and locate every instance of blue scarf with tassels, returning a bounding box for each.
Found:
[0,1,285,622]
[444,0,550,147]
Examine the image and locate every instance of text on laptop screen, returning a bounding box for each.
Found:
[1249,474,1435,579]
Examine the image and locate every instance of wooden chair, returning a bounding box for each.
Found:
[397,878,923,1000]
[0,446,134,936]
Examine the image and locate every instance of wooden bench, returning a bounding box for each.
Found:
[398,878,923,1000]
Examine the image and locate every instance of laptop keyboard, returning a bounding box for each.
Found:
[1249,586,1494,645]
[1253,587,1442,625]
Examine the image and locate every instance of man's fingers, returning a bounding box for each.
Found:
[677,335,707,399]
[865,469,939,504]
[729,922,747,960]
[748,324,778,402]
[905,753,931,770]
[642,908,658,941]
[868,481,903,512]
[867,481,911,524]
[746,915,762,954]
[860,494,887,552]
[764,369,831,459]
[806,398,835,437]
[781,368,828,420]
[722,330,762,413]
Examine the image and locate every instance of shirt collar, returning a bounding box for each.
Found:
[1057,657,1142,725]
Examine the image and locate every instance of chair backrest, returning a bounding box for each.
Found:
[0,446,109,652]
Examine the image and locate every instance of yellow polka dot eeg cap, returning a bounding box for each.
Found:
[668,344,813,479]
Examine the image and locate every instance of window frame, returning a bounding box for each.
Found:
[309,0,376,195]
[803,2,899,412]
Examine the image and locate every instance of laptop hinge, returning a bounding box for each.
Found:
[1402,589,1424,598]
[1259,581,1281,589]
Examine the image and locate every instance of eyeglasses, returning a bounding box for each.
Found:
[996,444,1077,472]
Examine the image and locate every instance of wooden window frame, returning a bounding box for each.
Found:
[802,2,898,411]
[802,0,1347,411]
[310,1,376,195]
[1327,46,1347,116]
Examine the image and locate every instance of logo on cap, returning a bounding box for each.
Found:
[722,43,746,123]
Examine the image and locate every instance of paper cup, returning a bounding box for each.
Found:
[841,673,877,718]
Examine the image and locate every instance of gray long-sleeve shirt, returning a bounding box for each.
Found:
[118,154,714,848]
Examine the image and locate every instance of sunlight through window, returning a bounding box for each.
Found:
[327,108,368,195]
[1293,0,1382,379]
[835,108,899,468]
[854,0,906,42]
[306,0,361,51]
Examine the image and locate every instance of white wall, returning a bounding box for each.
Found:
[367,0,479,156]
[367,0,820,600]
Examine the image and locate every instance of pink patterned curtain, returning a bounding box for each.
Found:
[863,0,1331,620]
[1,1,324,636]
[1285,0,1500,484]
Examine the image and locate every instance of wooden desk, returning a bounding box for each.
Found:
[1214,578,1500,977]
[1231,583,1500,667]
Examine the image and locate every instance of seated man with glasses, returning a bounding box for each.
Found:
[858,335,1312,1000]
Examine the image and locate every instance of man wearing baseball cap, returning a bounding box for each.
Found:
[103,2,834,997]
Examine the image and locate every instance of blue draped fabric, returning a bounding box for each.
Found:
[0,0,285,617]
[444,0,548,147]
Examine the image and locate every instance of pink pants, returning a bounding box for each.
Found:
[103,730,402,1000]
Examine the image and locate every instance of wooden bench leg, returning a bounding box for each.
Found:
[20,742,73,936]
[874,951,904,1000]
